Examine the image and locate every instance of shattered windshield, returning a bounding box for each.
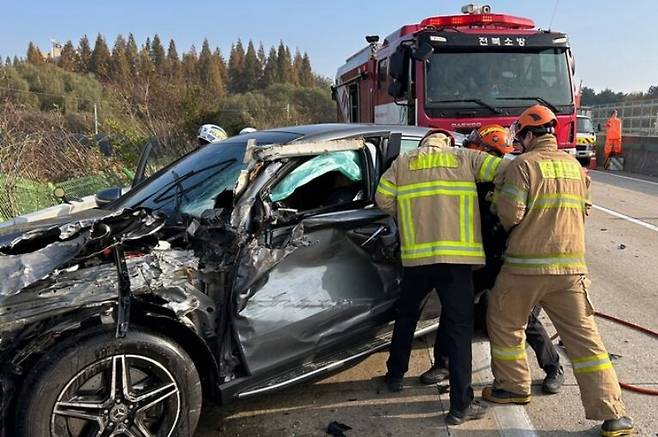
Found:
[425,48,573,113]
[111,131,302,217]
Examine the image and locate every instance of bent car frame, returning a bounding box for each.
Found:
[0,124,459,436]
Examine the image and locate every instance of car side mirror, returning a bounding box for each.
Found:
[95,186,123,206]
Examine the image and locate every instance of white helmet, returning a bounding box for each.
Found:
[239,127,257,135]
[198,124,228,144]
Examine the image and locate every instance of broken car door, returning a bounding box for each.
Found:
[231,141,401,376]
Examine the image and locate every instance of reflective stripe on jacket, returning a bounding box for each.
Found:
[375,140,502,267]
[493,134,591,275]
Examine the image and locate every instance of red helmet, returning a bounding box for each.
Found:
[465,124,513,156]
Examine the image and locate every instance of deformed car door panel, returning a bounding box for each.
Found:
[232,208,401,376]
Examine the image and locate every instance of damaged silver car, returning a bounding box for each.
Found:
[0,124,454,436]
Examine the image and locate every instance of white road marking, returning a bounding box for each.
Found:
[591,170,658,187]
[452,339,538,437]
[593,204,658,233]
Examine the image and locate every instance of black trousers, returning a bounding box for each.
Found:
[525,305,561,373]
[387,264,474,411]
[435,304,561,374]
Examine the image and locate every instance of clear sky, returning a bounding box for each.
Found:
[2,0,657,93]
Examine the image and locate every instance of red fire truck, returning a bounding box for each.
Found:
[334,4,578,152]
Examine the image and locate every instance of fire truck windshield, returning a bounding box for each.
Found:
[425,48,573,115]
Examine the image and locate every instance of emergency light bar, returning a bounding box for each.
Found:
[420,14,534,29]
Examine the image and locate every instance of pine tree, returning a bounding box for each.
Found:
[139,41,155,80]
[90,34,112,79]
[182,46,197,85]
[4,57,10,67]
[166,39,182,83]
[58,40,79,72]
[78,35,92,72]
[111,35,130,83]
[299,53,315,87]
[292,49,303,86]
[276,41,293,84]
[227,39,245,93]
[257,42,266,73]
[242,40,261,92]
[151,34,166,73]
[261,46,278,88]
[27,42,44,65]
[12,56,20,67]
[126,33,140,77]
[213,47,227,85]
[197,39,224,98]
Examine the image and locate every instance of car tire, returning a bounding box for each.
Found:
[15,327,202,437]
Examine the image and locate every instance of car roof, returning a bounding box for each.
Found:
[253,123,433,143]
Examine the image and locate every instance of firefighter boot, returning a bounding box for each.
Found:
[384,374,403,392]
[482,386,531,405]
[420,365,450,385]
[601,416,634,436]
[446,400,488,425]
[542,366,565,394]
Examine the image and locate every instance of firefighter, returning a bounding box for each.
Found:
[375,130,504,425]
[604,110,623,168]
[197,124,228,146]
[421,125,565,395]
[484,105,633,437]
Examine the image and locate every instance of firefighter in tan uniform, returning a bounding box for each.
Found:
[376,130,503,426]
[484,105,633,437]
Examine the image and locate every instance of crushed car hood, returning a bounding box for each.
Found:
[0,208,109,248]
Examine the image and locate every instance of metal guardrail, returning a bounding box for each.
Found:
[585,99,658,137]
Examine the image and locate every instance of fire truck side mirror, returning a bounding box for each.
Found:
[388,46,409,98]
[388,46,408,80]
[412,42,433,62]
[388,81,405,99]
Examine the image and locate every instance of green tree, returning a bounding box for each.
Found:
[298,53,315,87]
[126,33,140,77]
[78,35,92,72]
[276,41,293,84]
[111,35,130,83]
[0,66,38,107]
[4,57,11,67]
[242,40,261,92]
[261,47,278,88]
[90,34,112,80]
[151,34,166,73]
[292,49,303,85]
[139,41,155,81]
[257,42,266,73]
[27,42,44,65]
[58,40,79,72]
[166,39,182,83]
[197,39,224,98]
[182,46,197,85]
[227,39,245,93]
[647,85,658,98]
[213,47,227,85]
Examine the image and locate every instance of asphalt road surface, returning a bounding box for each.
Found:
[196,170,658,436]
